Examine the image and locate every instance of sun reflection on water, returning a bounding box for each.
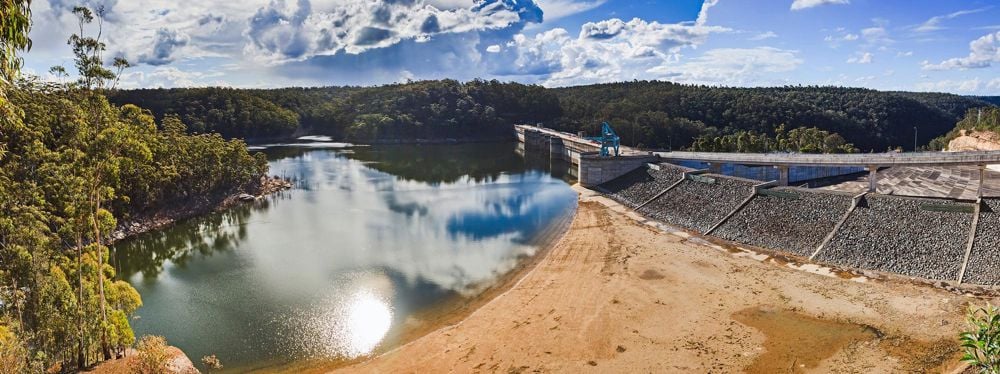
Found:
[339,290,393,358]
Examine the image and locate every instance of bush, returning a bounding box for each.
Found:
[131,336,170,374]
[960,304,1000,373]
[201,354,222,371]
[0,325,28,374]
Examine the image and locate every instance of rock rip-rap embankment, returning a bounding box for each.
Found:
[598,163,688,208]
[965,199,1000,285]
[714,188,854,257]
[638,174,756,233]
[817,194,972,281]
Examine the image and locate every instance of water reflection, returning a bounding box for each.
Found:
[114,143,576,372]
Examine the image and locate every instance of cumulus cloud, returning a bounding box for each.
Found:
[790,0,849,11]
[243,0,543,62]
[922,31,1000,70]
[118,66,225,88]
[137,28,190,65]
[861,25,892,45]
[846,51,873,64]
[491,16,729,86]
[648,47,803,86]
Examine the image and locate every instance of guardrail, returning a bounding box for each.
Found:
[656,151,1000,167]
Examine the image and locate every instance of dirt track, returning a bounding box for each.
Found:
[340,188,997,373]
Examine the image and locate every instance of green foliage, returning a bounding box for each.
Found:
[109,79,562,142]
[0,4,267,370]
[689,124,858,153]
[960,304,1000,373]
[551,82,993,152]
[110,80,993,152]
[0,0,31,88]
[0,80,267,370]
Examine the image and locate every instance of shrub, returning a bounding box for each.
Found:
[201,354,223,371]
[960,304,1000,373]
[131,336,170,374]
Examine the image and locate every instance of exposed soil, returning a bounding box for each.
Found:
[334,187,997,373]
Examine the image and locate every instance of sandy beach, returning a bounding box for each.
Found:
[338,186,999,373]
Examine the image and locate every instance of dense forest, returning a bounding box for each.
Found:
[109,81,996,152]
[1,5,267,372]
[110,80,562,142]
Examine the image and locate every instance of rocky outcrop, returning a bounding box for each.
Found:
[110,175,293,242]
[947,130,1000,152]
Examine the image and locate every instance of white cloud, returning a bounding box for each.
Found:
[493,6,730,86]
[534,0,606,22]
[648,47,803,86]
[486,44,501,53]
[922,31,1000,70]
[988,78,1000,90]
[846,51,873,64]
[750,31,777,41]
[914,7,990,33]
[790,0,849,11]
[896,50,913,57]
[915,78,982,93]
[119,66,225,88]
[861,26,892,45]
[696,0,720,26]
[243,0,542,62]
[824,32,858,47]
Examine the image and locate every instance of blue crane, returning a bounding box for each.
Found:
[586,122,621,157]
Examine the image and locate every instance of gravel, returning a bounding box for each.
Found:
[964,199,1000,285]
[638,174,756,233]
[817,194,973,281]
[599,164,688,208]
[714,188,854,257]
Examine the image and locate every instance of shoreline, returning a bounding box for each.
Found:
[109,175,292,244]
[337,184,997,373]
[258,197,578,373]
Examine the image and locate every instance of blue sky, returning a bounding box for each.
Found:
[21,0,1000,94]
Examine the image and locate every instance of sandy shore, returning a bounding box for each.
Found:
[339,185,998,373]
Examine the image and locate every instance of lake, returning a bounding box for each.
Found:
[113,142,577,372]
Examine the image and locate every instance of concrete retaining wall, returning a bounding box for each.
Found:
[579,153,660,187]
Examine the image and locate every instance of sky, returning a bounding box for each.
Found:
[20,0,1000,94]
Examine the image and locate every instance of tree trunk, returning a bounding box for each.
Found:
[76,234,85,370]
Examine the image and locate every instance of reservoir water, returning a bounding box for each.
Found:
[113,142,577,372]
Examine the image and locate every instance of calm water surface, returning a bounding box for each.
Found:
[114,142,576,372]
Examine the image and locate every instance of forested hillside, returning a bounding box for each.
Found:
[551,82,993,151]
[110,80,995,152]
[1,5,268,371]
[110,80,562,142]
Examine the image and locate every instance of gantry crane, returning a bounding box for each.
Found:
[586,122,620,157]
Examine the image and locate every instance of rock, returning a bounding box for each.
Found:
[238,193,256,201]
[817,194,972,281]
[599,163,689,208]
[715,188,854,257]
[965,199,1000,285]
[638,174,756,233]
